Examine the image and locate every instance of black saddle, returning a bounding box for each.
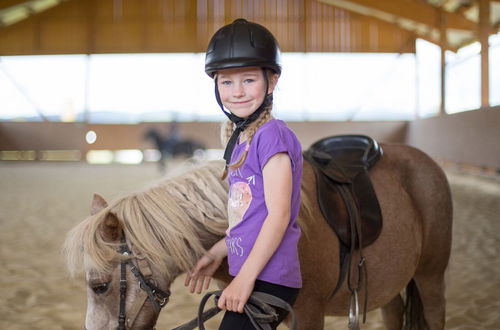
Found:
[304,135,384,322]
[303,135,383,249]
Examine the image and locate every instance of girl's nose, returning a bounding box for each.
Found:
[233,83,245,97]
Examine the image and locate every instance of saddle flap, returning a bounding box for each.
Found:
[304,135,383,249]
[314,169,382,248]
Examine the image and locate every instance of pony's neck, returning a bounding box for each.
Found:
[138,160,229,277]
[193,224,226,252]
[213,258,232,283]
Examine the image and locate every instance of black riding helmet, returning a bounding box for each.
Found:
[205,18,281,77]
[205,18,282,168]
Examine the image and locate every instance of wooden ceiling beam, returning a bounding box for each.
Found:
[0,0,70,28]
[319,0,460,50]
[319,0,476,30]
[0,0,30,11]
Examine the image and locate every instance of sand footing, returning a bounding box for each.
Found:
[0,162,498,329]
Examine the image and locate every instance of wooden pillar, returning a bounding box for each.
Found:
[84,0,96,124]
[479,0,490,109]
[86,0,96,52]
[439,10,447,115]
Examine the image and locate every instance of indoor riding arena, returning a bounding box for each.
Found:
[1,1,499,330]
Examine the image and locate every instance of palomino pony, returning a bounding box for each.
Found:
[64,143,452,329]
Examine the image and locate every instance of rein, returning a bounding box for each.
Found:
[172,290,297,330]
[115,234,294,330]
[117,234,171,330]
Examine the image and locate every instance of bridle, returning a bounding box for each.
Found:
[117,233,171,330]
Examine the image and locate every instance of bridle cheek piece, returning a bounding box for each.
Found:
[117,234,171,330]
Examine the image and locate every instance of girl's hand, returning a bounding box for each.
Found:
[217,275,255,313]
[185,252,223,294]
[185,239,227,294]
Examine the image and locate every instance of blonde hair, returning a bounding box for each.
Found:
[220,106,273,179]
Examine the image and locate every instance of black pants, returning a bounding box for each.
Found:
[218,280,300,330]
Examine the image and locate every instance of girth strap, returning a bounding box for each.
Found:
[172,290,297,330]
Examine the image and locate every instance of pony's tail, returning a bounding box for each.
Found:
[403,279,428,330]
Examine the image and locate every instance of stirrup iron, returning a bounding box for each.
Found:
[348,289,360,330]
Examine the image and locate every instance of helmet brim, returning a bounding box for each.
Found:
[205,59,281,78]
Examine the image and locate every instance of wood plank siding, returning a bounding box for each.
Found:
[0,0,416,55]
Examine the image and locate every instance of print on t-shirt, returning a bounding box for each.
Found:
[227,181,253,235]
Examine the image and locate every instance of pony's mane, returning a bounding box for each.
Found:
[64,160,229,279]
[64,159,314,279]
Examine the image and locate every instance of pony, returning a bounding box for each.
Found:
[143,127,205,171]
[64,143,452,329]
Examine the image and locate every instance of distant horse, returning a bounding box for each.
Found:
[143,128,205,171]
[64,143,452,330]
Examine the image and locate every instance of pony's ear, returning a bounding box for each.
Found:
[91,194,108,215]
[102,212,122,242]
[91,194,122,242]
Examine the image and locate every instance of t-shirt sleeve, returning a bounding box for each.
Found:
[256,124,297,171]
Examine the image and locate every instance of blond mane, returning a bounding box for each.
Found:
[64,159,313,279]
[64,161,229,279]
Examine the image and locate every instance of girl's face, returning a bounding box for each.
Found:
[216,67,278,118]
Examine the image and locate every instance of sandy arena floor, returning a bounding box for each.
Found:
[0,161,499,329]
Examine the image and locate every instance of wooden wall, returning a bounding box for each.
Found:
[0,0,416,55]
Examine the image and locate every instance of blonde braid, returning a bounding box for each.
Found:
[220,108,273,180]
[220,120,234,179]
[228,106,273,170]
[220,120,235,146]
[242,106,273,150]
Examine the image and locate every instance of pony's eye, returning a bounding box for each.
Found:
[91,282,110,294]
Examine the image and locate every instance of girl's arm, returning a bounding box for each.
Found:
[185,238,228,294]
[217,152,293,313]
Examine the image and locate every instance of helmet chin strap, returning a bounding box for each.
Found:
[215,69,272,167]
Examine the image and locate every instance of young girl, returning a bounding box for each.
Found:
[184,18,302,329]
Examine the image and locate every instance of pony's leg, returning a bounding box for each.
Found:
[381,294,404,330]
[292,296,325,330]
[158,154,166,173]
[413,272,446,329]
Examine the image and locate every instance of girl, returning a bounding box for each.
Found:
[185,18,302,330]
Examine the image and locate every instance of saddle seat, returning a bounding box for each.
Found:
[303,135,383,249]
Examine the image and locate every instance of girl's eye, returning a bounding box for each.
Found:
[220,80,232,86]
[244,79,255,83]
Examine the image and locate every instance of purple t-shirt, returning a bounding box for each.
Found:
[226,119,302,288]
